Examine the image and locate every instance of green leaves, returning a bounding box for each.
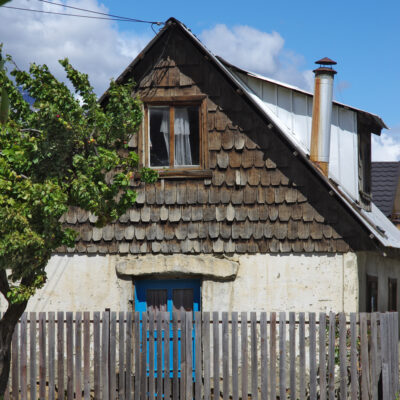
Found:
[0,48,156,302]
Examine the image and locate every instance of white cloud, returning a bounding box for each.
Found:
[0,0,151,95]
[372,126,400,161]
[200,24,313,91]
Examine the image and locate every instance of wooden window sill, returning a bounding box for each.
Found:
[156,169,213,179]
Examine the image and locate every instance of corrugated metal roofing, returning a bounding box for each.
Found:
[371,162,400,217]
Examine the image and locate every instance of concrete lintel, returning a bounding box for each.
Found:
[116,254,238,281]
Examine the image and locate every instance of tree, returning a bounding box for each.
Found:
[0,47,157,393]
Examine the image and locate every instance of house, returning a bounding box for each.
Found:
[7,17,400,315]
[372,161,400,228]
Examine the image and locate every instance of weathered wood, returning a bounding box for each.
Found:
[241,312,248,400]
[101,311,110,400]
[39,312,46,400]
[309,313,316,400]
[93,312,101,400]
[202,312,211,400]
[299,312,305,400]
[83,312,90,400]
[338,312,347,400]
[57,312,65,400]
[231,312,239,400]
[269,312,276,400]
[148,312,155,400]
[110,312,117,400]
[125,312,133,400]
[251,312,258,400]
[279,312,286,400]
[328,312,335,400]
[20,313,27,400]
[222,312,229,400]
[48,312,55,400]
[156,313,163,400]
[393,312,399,395]
[260,312,268,400]
[66,312,74,400]
[140,314,147,400]
[134,312,141,400]
[360,313,369,400]
[172,312,178,400]
[195,312,202,400]
[185,312,192,400]
[12,320,19,400]
[349,313,358,400]
[119,311,125,400]
[380,313,389,400]
[370,312,378,400]
[213,311,220,400]
[75,312,82,400]
[180,311,186,400]
[289,312,295,400]
[163,312,170,400]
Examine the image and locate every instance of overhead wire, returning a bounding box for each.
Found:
[1,3,163,25]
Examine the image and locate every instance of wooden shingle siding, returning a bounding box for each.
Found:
[58,25,374,255]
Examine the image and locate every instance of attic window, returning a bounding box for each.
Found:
[143,96,207,175]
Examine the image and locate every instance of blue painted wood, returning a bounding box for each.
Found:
[134,279,200,382]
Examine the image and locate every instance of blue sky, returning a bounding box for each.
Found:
[1,0,399,159]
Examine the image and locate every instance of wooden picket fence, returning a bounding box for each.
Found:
[4,311,399,400]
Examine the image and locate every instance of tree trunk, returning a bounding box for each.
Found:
[0,301,28,395]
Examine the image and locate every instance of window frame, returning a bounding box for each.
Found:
[366,274,378,312]
[388,277,397,312]
[142,95,209,177]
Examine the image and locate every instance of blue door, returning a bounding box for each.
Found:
[134,279,200,377]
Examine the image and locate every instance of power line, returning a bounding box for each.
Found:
[1,5,163,25]
[35,0,162,25]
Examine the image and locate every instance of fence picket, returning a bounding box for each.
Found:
[20,313,27,400]
[370,313,378,400]
[260,312,268,400]
[172,312,178,400]
[338,312,347,400]
[289,312,295,400]
[185,312,192,400]
[66,312,74,400]
[299,312,305,400]
[393,312,399,395]
[140,314,147,400]
[241,312,248,400]
[57,312,65,400]
[350,313,358,400]
[83,312,90,400]
[48,312,55,400]
[156,312,163,400]
[125,312,133,400]
[360,313,370,400]
[380,313,389,400]
[269,312,276,400]
[279,312,286,400]
[39,312,46,400]
[213,311,220,400]
[93,312,101,400]
[328,312,335,400]
[180,311,186,400]
[251,312,258,400]
[101,311,109,400]
[222,312,229,400]
[12,320,19,400]
[319,313,327,400]
[231,312,239,400]
[309,313,316,400]
[148,312,155,400]
[119,311,125,400]
[195,312,202,400]
[75,312,82,400]
[134,311,141,400]
[202,312,211,400]
[163,312,170,400]
[110,312,117,400]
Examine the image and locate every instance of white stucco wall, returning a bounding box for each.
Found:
[0,252,365,313]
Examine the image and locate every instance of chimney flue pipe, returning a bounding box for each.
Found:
[310,57,337,176]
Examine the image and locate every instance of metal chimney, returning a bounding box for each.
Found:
[310,57,337,176]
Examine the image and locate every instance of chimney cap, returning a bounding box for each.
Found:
[315,57,337,66]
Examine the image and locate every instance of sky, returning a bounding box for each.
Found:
[0,0,399,160]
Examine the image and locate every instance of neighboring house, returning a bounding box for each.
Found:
[372,162,400,228]
[7,18,400,315]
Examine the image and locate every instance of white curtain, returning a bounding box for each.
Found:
[174,108,192,165]
[159,108,170,157]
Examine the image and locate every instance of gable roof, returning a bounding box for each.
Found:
[100,17,400,251]
[372,162,400,217]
